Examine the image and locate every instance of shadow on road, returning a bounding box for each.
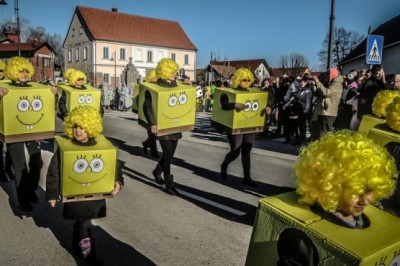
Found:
[0,179,156,265]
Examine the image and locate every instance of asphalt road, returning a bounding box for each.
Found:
[0,110,299,266]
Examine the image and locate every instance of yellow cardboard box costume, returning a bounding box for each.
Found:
[57,69,101,119]
[246,131,398,265]
[0,58,55,143]
[138,81,196,136]
[55,134,117,202]
[211,87,268,134]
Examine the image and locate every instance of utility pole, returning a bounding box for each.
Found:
[327,0,336,70]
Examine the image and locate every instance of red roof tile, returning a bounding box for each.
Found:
[0,41,49,52]
[212,59,269,71]
[76,6,197,51]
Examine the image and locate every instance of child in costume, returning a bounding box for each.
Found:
[294,130,397,229]
[219,68,263,187]
[143,58,181,195]
[2,56,57,211]
[58,69,88,120]
[46,105,123,263]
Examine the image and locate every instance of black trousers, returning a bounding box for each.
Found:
[222,133,255,179]
[143,129,158,155]
[7,141,43,202]
[158,139,178,176]
[0,142,12,175]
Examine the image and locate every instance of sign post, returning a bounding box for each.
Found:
[366,35,384,65]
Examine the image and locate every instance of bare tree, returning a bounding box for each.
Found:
[26,26,46,41]
[279,53,309,77]
[0,17,30,41]
[318,27,364,68]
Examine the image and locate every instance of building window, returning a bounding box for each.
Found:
[120,48,126,60]
[184,54,189,65]
[43,57,50,67]
[171,53,176,62]
[147,50,153,63]
[104,73,110,84]
[136,49,142,62]
[75,48,79,62]
[83,47,88,61]
[72,28,75,37]
[79,26,83,35]
[68,50,72,63]
[103,47,110,59]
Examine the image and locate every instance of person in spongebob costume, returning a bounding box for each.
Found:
[46,105,123,264]
[0,59,14,183]
[3,56,57,211]
[274,130,397,265]
[58,69,88,120]
[294,130,397,229]
[143,58,182,195]
[219,68,262,187]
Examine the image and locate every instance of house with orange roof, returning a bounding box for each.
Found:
[64,6,197,89]
[0,33,56,82]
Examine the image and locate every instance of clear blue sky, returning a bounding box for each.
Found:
[1,0,399,70]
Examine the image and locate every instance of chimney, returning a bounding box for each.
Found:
[5,32,18,43]
[111,7,118,12]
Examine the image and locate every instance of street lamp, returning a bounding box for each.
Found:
[0,0,21,56]
[327,0,336,70]
[111,51,117,89]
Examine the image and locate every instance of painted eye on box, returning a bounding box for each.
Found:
[73,158,89,173]
[86,96,93,104]
[78,96,85,104]
[168,96,178,107]
[179,94,187,105]
[252,101,259,111]
[18,99,30,112]
[244,102,252,112]
[90,158,104,173]
[31,99,43,111]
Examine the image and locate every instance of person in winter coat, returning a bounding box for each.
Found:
[46,105,123,264]
[313,68,344,138]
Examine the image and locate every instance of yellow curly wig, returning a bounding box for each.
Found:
[68,70,87,86]
[63,105,103,139]
[0,60,6,71]
[294,130,397,213]
[63,68,76,80]
[5,57,34,81]
[155,58,179,80]
[386,97,400,132]
[232,68,254,89]
[145,70,157,83]
[372,90,400,118]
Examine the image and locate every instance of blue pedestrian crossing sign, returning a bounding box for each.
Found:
[366,35,384,64]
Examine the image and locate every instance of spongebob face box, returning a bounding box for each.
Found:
[246,192,400,265]
[0,82,55,143]
[57,84,101,115]
[55,135,117,202]
[211,87,268,134]
[138,82,196,136]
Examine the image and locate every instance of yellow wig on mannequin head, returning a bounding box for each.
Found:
[63,105,103,139]
[68,70,87,86]
[5,56,34,81]
[155,58,179,80]
[231,68,254,89]
[63,68,75,81]
[372,90,400,118]
[294,130,397,213]
[386,97,400,132]
[145,70,157,83]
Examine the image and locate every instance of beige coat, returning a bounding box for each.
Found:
[315,75,344,117]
